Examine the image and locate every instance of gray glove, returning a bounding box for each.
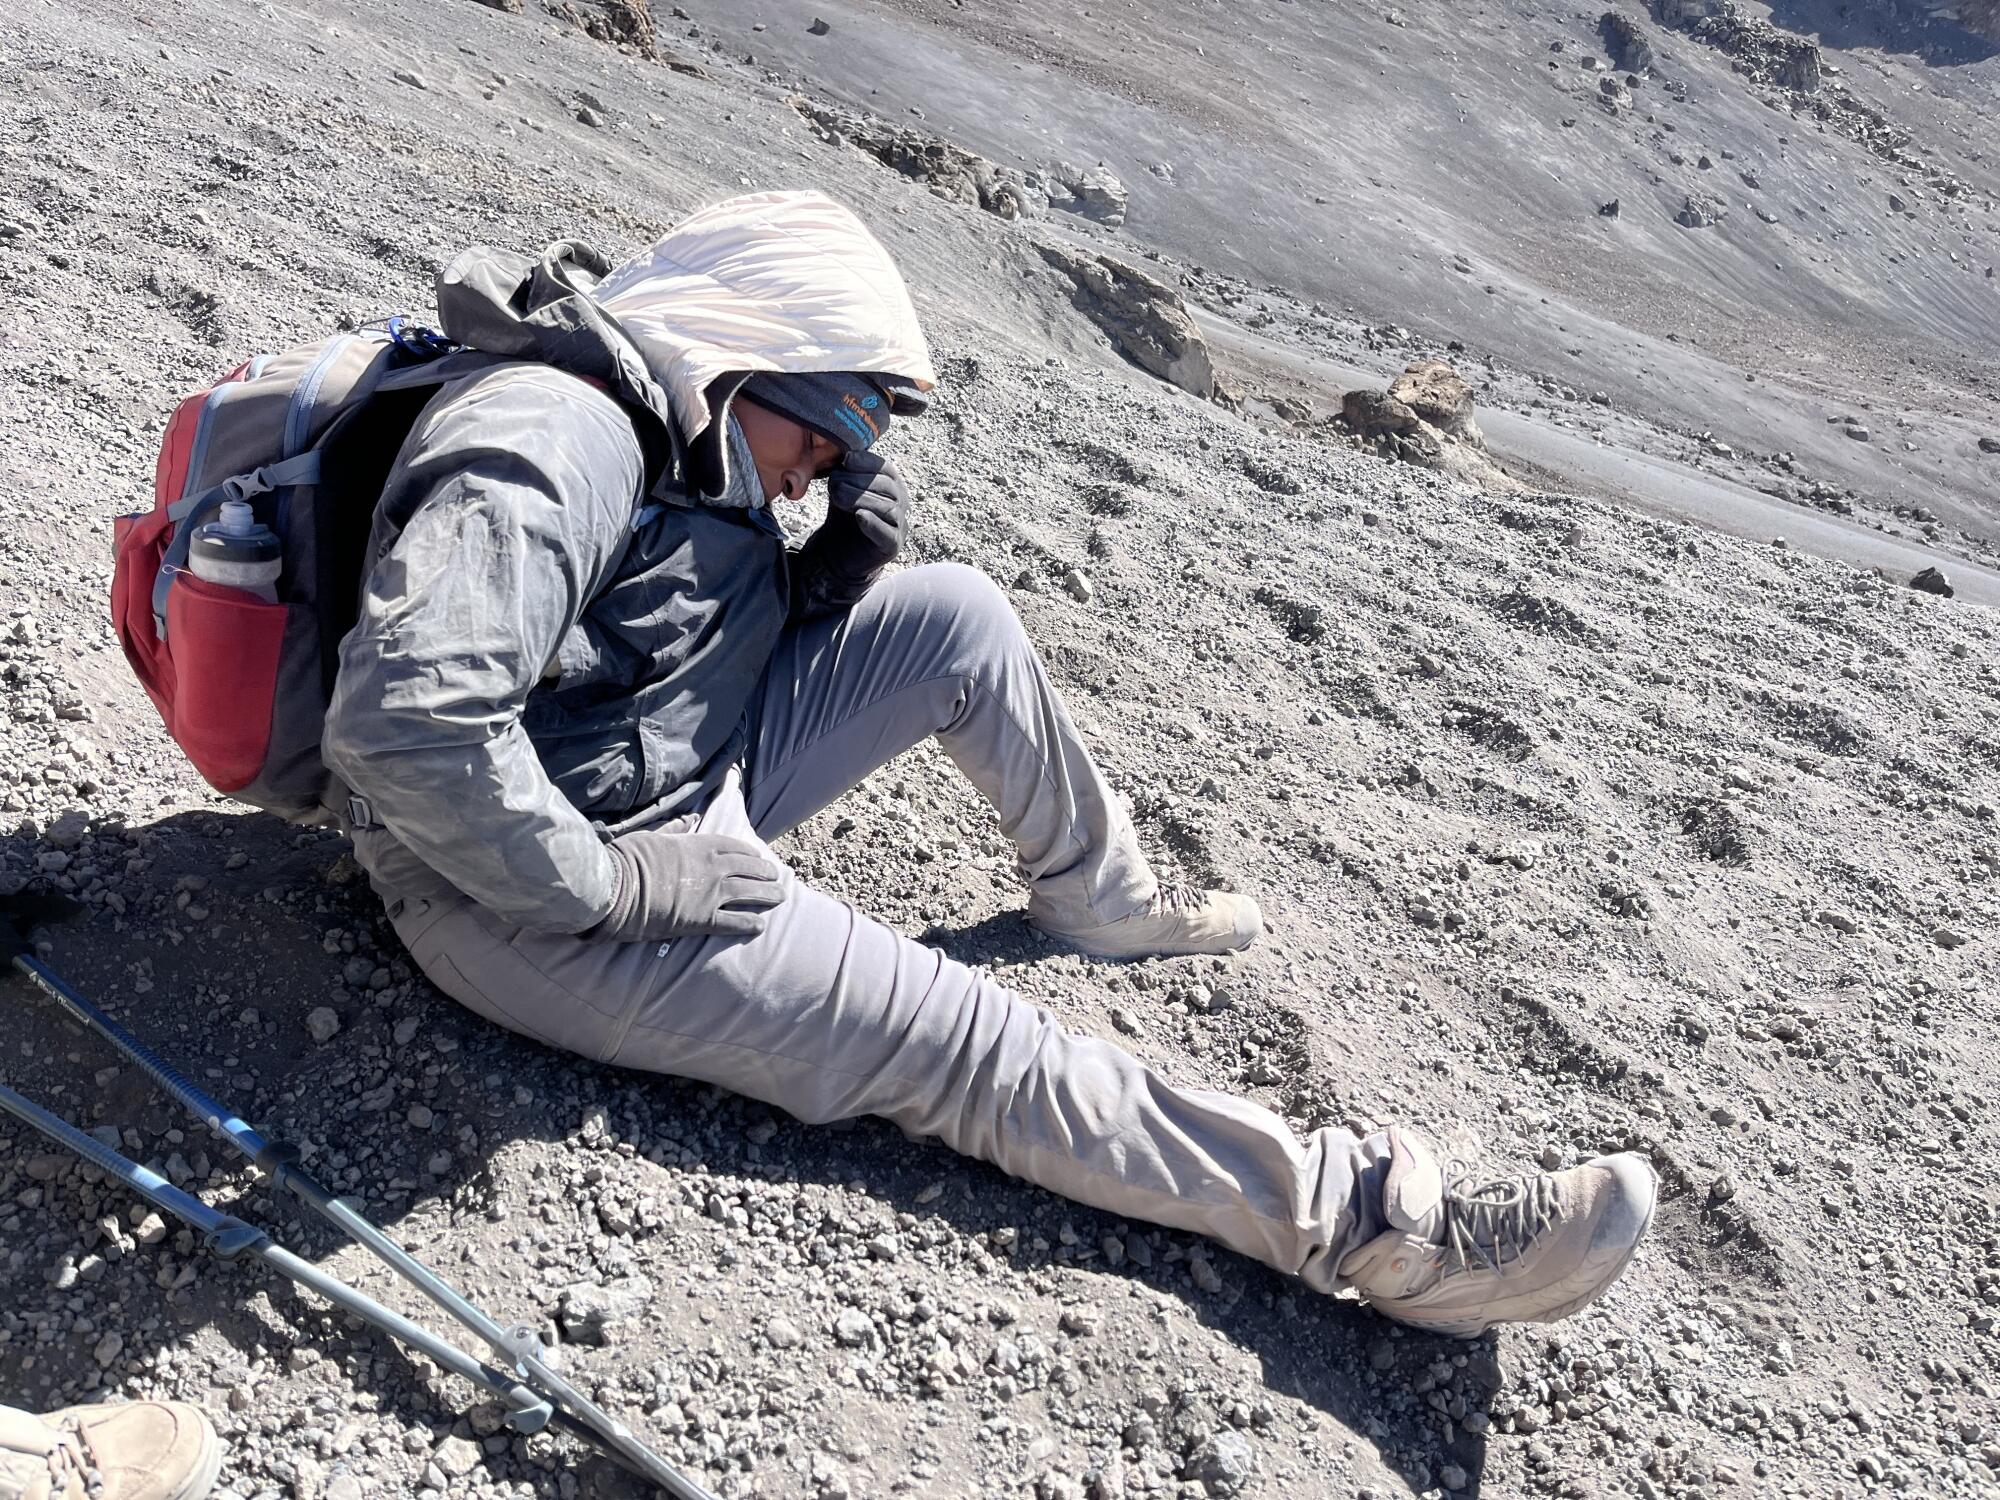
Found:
[583,830,783,943]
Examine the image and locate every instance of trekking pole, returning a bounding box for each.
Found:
[2,902,719,1500]
[0,1078,553,1428]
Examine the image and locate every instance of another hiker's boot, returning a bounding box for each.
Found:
[1340,1128,1657,1339]
[1031,883,1263,959]
[0,1400,221,1500]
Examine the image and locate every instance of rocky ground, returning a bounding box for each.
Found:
[1,2,1997,1499]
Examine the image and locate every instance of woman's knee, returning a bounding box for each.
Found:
[901,562,1025,661]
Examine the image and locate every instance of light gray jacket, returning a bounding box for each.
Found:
[322,198,935,934]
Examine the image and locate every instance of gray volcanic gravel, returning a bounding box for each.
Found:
[1,4,1998,1499]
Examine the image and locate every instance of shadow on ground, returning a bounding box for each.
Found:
[1765,0,1999,65]
[0,806,1490,1496]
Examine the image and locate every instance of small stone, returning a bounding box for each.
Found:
[432,1435,481,1478]
[93,1331,123,1368]
[392,68,427,89]
[559,1275,654,1344]
[1844,424,1871,442]
[304,1008,341,1045]
[1186,1430,1256,1497]
[807,16,830,33]
[765,1316,804,1349]
[1819,909,1859,934]
[1440,1464,1469,1491]
[577,106,605,128]
[1931,926,1970,949]
[1062,568,1095,604]
[44,810,89,849]
[407,1105,434,1129]
[393,1017,421,1046]
[834,1308,874,1347]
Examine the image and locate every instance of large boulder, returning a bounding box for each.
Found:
[1043,162,1129,226]
[1388,359,1482,443]
[1036,243,1215,398]
[1677,191,1728,228]
[1600,11,1655,72]
[1336,359,1514,488]
[551,0,656,57]
[792,99,1038,219]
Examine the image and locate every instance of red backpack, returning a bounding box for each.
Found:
[112,322,482,823]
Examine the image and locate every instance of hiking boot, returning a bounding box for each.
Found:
[0,1400,221,1500]
[1031,884,1263,959]
[1340,1128,1657,1339]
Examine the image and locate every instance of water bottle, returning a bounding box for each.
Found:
[188,500,282,603]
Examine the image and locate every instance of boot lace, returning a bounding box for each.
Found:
[48,1415,105,1498]
[1147,884,1206,915]
[1439,1162,1561,1277]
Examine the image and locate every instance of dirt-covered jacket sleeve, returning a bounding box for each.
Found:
[323,366,644,933]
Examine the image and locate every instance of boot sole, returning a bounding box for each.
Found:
[1030,920,1261,960]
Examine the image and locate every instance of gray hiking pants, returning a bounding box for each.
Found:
[386,564,1386,1291]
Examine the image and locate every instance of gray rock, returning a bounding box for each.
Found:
[1186,1430,1257,1497]
[1062,568,1095,604]
[43,810,88,849]
[1908,567,1954,598]
[765,1315,804,1348]
[1388,359,1482,443]
[559,1274,655,1343]
[1677,191,1728,228]
[1048,162,1129,225]
[433,1434,481,1477]
[1035,244,1216,399]
[834,1308,875,1347]
[304,1007,341,1045]
[1592,12,1656,73]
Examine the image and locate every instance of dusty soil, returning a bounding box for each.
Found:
[1,3,1997,1499]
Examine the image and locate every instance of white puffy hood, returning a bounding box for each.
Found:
[595,191,937,457]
